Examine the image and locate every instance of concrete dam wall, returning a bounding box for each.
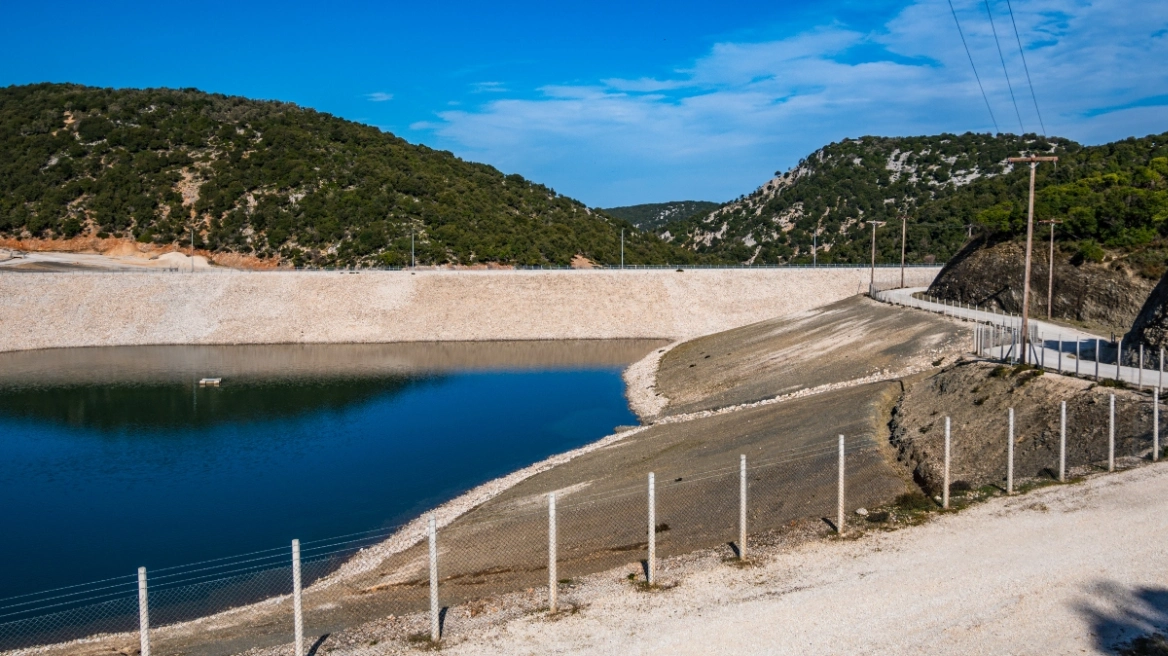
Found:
[0,267,940,352]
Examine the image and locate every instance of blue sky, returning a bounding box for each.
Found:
[1,0,1165,207]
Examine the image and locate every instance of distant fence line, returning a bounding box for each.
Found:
[0,262,943,274]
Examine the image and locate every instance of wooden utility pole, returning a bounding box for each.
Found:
[1007,155,1058,364]
[1039,219,1063,320]
[867,220,886,294]
[898,214,909,288]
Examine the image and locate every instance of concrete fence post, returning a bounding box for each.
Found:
[1117,338,1123,383]
[1059,401,1067,482]
[292,540,303,656]
[1140,344,1145,390]
[943,417,951,509]
[1058,334,1063,372]
[428,515,439,642]
[1076,339,1080,376]
[548,493,557,613]
[647,473,656,585]
[837,435,845,533]
[1155,388,1161,463]
[1095,339,1101,381]
[1109,394,1116,473]
[739,454,747,560]
[138,567,150,656]
[1007,408,1015,495]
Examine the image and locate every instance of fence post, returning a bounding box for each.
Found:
[292,540,303,656]
[1117,338,1123,383]
[943,417,951,509]
[1109,394,1116,473]
[1007,408,1015,494]
[428,515,439,642]
[647,473,656,585]
[1059,401,1067,482]
[1058,334,1063,372]
[1155,388,1160,463]
[1076,339,1080,376]
[548,493,557,613]
[739,454,747,560]
[1140,344,1145,390]
[138,567,150,656]
[1095,339,1100,381]
[837,435,845,533]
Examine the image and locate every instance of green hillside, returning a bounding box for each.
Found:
[662,132,1168,271]
[0,83,696,267]
[603,201,719,231]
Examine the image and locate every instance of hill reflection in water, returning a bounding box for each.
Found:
[0,340,665,599]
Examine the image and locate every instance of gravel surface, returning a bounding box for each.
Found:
[0,268,938,352]
[440,462,1168,656]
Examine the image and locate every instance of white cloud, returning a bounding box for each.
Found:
[366,92,394,102]
[417,0,1168,206]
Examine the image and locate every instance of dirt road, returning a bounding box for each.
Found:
[444,462,1168,655]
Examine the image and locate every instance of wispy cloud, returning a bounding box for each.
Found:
[365,92,394,102]
[470,81,508,93]
[417,0,1168,206]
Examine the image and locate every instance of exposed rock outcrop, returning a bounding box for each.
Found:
[927,238,1155,335]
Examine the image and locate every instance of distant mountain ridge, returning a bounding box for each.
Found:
[0,83,696,267]
[602,201,719,231]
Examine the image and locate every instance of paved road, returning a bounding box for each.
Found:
[878,287,1167,390]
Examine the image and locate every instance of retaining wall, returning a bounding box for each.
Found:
[0,267,940,352]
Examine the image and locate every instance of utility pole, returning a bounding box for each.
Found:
[1007,155,1058,364]
[1039,219,1063,320]
[411,228,415,269]
[866,220,886,294]
[621,229,624,269]
[898,214,908,289]
[813,219,820,267]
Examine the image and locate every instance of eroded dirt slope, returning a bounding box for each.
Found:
[893,361,1156,494]
[655,295,968,417]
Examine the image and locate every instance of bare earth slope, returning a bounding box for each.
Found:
[655,295,967,417]
[444,463,1168,656]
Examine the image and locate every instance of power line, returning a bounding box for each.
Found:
[947,0,1000,134]
[1004,0,1047,136]
[984,0,1026,133]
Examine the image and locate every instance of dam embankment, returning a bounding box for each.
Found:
[0,267,939,352]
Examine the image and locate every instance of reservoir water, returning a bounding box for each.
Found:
[0,341,662,601]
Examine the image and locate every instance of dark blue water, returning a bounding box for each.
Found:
[0,343,653,601]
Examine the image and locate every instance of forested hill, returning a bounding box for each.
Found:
[661,132,1168,270]
[0,83,696,267]
[602,201,719,231]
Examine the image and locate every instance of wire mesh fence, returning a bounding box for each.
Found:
[2,377,1160,655]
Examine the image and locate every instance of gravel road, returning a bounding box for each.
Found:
[443,462,1168,655]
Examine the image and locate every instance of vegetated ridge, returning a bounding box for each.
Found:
[0,83,698,268]
[602,201,719,231]
[661,132,1168,271]
[924,132,1168,333]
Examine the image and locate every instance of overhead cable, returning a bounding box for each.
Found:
[984,0,1027,133]
[947,0,1000,134]
[1004,0,1047,135]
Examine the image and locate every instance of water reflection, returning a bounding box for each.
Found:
[0,340,663,599]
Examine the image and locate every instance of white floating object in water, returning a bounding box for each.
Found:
[198,378,222,387]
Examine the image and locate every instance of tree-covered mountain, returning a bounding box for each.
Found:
[661,132,1168,272]
[0,83,698,267]
[602,201,719,231]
